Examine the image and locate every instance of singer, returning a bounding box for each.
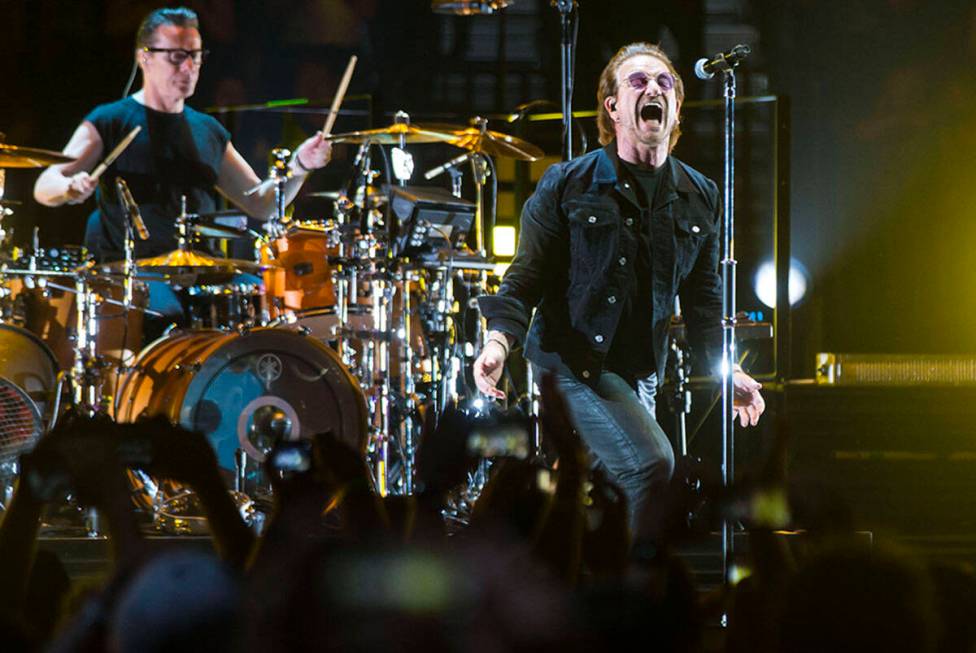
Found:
[33,6,332,262]
[475,42,765,528]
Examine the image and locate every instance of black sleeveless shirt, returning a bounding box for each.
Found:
[84,97,230,261]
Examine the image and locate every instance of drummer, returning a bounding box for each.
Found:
[33,6,332,263]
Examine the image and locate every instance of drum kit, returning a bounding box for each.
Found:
[0,115,544,533]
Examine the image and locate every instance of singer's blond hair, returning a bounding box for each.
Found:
[596,43,685,150]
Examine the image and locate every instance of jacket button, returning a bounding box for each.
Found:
[618,256,627,266]
[625,218,634,226]
[581,370,591,379]
[692,225,701,233]
[607,295,616,304]
[588,215,597,224]
[594,334,604,343]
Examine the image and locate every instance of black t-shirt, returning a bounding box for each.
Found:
[604,159,665,379]
[84,97,231,261]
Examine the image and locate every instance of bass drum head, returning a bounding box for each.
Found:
[0,323,59,423]
[117,327,368,477]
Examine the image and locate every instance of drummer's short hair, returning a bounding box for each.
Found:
[135,7,200,48]
[596,43,684,150]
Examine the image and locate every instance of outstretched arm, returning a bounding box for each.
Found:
[216,132,332,220]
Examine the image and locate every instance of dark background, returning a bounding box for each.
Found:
[2,0,975,379]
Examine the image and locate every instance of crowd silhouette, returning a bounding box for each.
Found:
[1,374,974,652]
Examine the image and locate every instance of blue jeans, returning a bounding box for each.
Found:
[547,369,675,528]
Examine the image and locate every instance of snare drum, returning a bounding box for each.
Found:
[181,272,264,329]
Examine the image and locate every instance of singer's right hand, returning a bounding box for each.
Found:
[474,341,507,400]
[65,172,97,205]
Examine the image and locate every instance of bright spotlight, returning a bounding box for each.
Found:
[754,258,809,308]
[492,225,517,257]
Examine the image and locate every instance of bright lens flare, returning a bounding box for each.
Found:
[492,225,517,257]
[754,258,809,308]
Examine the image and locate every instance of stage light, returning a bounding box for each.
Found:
[754,258,809,308]
[492,225,516,257]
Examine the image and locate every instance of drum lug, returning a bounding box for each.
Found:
[174,362,202,374]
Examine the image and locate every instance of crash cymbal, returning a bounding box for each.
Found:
[324,122,462,145]
[0,143,75,168]
[447,126,544,161]
[432,0,513,15]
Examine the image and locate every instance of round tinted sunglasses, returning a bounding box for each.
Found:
[626,71,675,92]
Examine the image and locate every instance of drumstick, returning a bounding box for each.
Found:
[322,55,357,136]
[91,125,141,180]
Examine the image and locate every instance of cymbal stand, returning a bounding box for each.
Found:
[335,141,372,368]
[70,275,100,416]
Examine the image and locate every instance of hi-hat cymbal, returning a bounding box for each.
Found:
[307,186,387,209]
[192,222,259,239]
[0,144,75,168]
[447,126,544,161]
[324,123,463,145]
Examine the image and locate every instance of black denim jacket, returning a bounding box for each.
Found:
[479,142,723,385]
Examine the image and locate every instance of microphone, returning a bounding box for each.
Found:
[115,177,150,240]
[424,152,475,180]
[694,44,752,80]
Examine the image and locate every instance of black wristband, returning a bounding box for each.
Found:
[485,336,510,357]
[293,152,313,173]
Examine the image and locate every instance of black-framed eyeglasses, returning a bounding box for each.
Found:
[143,47,209,66]
[626,70,675,92]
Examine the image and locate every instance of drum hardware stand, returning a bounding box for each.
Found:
[392,111,412,188]
[467,118,492,256]
[270,148,292,234]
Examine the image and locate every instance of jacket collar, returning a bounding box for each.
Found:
[594,140,697,209]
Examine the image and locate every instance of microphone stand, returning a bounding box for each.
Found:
[718,64,738,593]
[552,0,578,160]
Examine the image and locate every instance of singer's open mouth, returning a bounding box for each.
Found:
[640,103,664,123]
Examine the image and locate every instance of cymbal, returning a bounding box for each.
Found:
[192,223,258,239]
[324,123,462,145]
[447,126,544,161]
[0,143,75,168]
[137,249,268,274]
[307,186,387,208]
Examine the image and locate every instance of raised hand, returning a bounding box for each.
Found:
[293,131,332,172]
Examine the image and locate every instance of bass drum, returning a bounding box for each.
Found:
[115,327,368,486]
[0,323,59,427]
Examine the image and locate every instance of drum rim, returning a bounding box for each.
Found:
[0,322,60,380]
[121,326,368,450]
